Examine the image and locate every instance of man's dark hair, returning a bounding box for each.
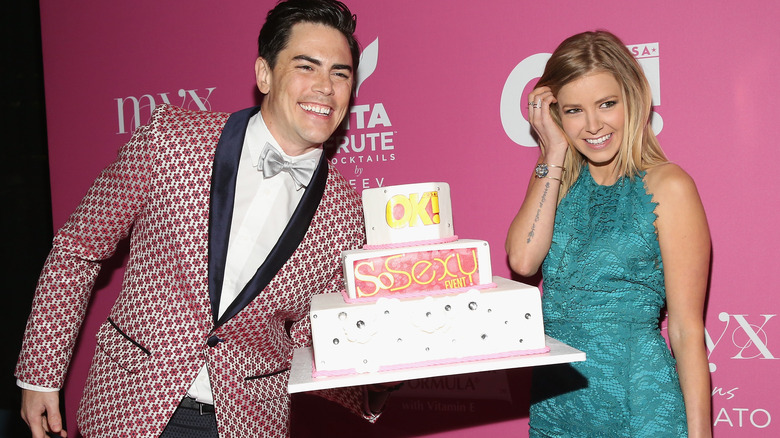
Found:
[258,0,359,71]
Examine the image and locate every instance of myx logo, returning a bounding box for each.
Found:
[706,312,777,372]
[116,87,216,134]
[686,312,776,430]
[328,37,395,190]
[500,42,663,147]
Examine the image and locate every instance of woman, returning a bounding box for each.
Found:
[506,31,711,437]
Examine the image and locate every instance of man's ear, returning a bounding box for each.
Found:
[255,57,271,94]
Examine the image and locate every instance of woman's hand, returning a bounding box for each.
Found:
[527,86,568,158]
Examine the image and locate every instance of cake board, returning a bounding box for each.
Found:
[288,335,585,393]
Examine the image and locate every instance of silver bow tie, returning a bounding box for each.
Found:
[259,143,318,189]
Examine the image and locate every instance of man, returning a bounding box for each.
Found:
[17,1,387,437]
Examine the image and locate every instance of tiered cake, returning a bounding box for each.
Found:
[309,182,548,376]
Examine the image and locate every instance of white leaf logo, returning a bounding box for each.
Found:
[356,37,378,97]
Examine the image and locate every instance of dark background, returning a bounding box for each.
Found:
[1,1,53,436]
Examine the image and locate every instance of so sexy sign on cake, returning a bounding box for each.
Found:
[343,183,493,301]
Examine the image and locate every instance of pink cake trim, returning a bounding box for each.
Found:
[311,346,551,378]
[311,359,357,378]
[379,347,551,372]
[362,235,459,250]
[340,282,498,304]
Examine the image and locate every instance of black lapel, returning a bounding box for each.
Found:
[207,106,261,325]
[215,153,328,327]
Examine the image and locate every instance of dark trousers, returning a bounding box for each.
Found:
[159,398,219,438]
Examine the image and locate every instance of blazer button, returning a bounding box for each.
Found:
[207,335,223,347]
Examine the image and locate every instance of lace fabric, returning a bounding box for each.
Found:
[530,166,687,437]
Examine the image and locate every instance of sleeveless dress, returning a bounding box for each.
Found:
[529,166,687,437]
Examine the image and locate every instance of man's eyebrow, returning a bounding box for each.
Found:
[292,54,321,65]
[292,54,352,73]
[332,63,353,73]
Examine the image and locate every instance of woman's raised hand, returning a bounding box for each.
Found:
[527,86,568,157]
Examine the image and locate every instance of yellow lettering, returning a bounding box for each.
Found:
[385,191,441,229]
[456,249,479,285]
[354,261,394,297]
[386,194,411,228]
[385,254,412,291]
[435,255,458,281]
[409,192,433,227]
[431,191,440,224]
[411,260,435,285]
[444,277,467,289]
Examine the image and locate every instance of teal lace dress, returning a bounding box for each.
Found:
[529,166,687,437]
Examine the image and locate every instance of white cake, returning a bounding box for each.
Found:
[309,182,547,376]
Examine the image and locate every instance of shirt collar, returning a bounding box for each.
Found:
[246,112,323,169]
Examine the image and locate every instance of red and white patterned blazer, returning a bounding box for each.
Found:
[16,105,373,437]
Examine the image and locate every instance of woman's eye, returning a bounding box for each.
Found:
[601,100,617,108]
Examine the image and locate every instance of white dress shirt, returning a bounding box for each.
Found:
[187,111,322,404]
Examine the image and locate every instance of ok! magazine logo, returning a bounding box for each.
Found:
[386,190,441,229]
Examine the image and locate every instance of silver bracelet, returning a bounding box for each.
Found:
[534,163,566,179]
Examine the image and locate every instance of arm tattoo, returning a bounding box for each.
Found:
[526,181,551,244]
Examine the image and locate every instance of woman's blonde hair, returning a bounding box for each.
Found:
[536,31,668,197]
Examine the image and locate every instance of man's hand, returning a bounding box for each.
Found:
[21,389,67,438]
[366,381,404,414]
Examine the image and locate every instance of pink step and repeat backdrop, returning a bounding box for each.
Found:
[37,0,779,436]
